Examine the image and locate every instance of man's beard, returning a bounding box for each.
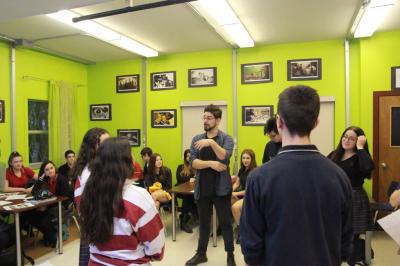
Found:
[204,123,215,132]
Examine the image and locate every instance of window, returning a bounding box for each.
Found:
[28,100,48,167]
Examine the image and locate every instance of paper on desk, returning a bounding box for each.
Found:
[378,209,400,246]
[0,200,12,206]
[3,202,34,210]
[5,194,27,200]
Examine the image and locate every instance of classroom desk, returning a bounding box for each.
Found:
[0,193,66,266]
[169,182,217,247]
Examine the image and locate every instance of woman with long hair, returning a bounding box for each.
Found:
[80,138,164,265]
[176,149,197,233]
[328,126,375,266]
[3,151,37,193]
[144,153,172,209]
[231,149,257,244]
[73,127,109,266]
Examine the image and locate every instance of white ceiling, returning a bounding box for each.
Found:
[0,0,399,63]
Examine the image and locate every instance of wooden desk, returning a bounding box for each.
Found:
[0,193,66,266]
[169,182,217,247]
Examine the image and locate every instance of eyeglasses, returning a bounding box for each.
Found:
[342,135,357,142]
[202,116,215,121]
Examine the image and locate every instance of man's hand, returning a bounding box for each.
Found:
[209,161,227,172]
[195,139,212,150]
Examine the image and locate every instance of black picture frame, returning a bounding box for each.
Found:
[151,109,177,128]
[116,74,140,93]
[391,66,400,90]
[0,100,4,123]
[90,104,112,121]
[188,67,217,87]
[241,62,273,84]
[287,58,321,81]
[242,105,274,126]
[117,129,140,147]
[150,71,176,90]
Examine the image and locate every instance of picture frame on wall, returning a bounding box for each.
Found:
[287,58,321,81]
[116,74,139,93]
[391,66,400,90]
[241,62,273,84]
[117,129,140,147]
[151,71,176,90]
[151,109,177,128]
[188,67,217,87]
[0,100,4,123]
[242,105,274,126]
[90,104,112,121]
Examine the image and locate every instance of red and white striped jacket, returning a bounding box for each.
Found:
[89,181,165,266]
[74,165,90,209]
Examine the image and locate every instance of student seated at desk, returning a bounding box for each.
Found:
[144,153,172,210]
[3,151,37,193]
[390,183,400,208]
[231,149,257,244]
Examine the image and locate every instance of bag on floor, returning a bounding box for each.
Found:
[0,221,16,266]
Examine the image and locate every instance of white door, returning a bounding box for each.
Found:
[310,97,335,156]
[181,101,227,155]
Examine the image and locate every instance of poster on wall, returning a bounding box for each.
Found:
[242,105,274,126]
[188,67,217,87]
[116,74,140,93]
[392,66,400,90]
[0,100,4,123]
[90,104,112,121]
[241,62,273,84]
[151,109,177,128]
[287,58,321,81]
[117,129,140,147]
[151,71,176,90]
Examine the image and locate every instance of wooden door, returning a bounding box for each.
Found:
[373,91,400,202]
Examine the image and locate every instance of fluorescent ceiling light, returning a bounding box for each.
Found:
[352,0,396,38]
[190,0,254,48]
[47,10,158,57]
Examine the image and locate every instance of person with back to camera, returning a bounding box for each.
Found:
[144,153,172,210]
[73,128,110,266]
[79,137,165,265]
[176,149,197,233]
[231,149,257,244]
[240,85,353,266]
[262,117,282,163]
[185,104,236,266]
[328,126,375,266]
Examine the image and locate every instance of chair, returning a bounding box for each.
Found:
[370,181,400,224]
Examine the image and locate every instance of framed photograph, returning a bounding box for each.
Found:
[242,105,274,126]
[116,74,139,93]
[117,129,140,147]
[391,66,400,90]
[90,104,112,121]
[241,62,273,84]
[189,67,217,87]
[151,109,177,128]
[287,58,321,81]
[151,71,176,90]
[0,100,4,123]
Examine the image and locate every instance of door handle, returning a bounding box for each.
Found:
[380,162,387,168]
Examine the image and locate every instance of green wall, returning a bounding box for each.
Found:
[1,29,400,193]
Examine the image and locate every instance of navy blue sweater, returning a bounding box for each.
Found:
[240,145,353,266]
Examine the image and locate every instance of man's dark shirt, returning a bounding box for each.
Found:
[240,145,353,266]
[198,136,219,197]
[58,163,73,185]
[262,141,282,163]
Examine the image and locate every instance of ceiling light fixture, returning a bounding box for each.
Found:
[351,0,396,38]
[190,0,254,48]
[47,10,158,57]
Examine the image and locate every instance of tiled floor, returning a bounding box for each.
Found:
[32,216,400,266]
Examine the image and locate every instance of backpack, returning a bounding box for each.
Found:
[0,220,16,266]
[31,176,53,200]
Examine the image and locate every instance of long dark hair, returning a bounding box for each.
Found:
[180,149,194,177]
[146,153,167,182]
[73,128,109,180]
[80,137,134,245]
[239,149,257,173]
[328,126,371,163]
[38,160,57,178]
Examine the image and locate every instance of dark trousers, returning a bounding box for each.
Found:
[181,194,197,215]
[196,195,234,253]
[79,242,90,266]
